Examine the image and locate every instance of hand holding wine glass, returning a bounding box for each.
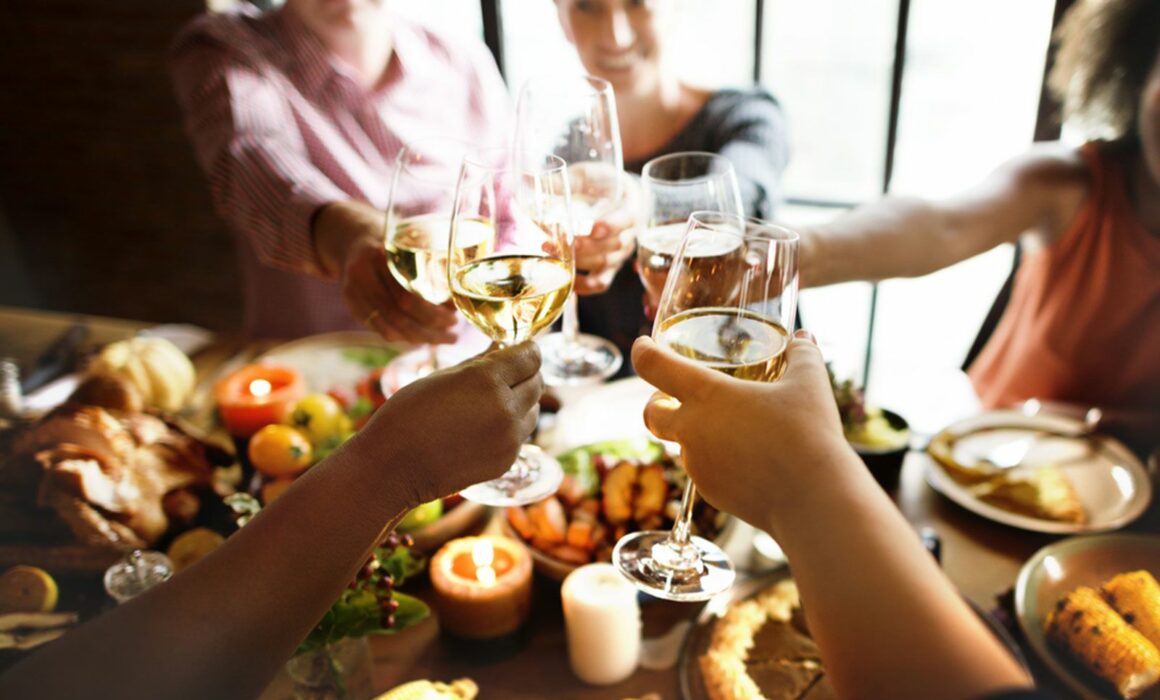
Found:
[515,74,625,384]
[447,148,575,506]
[615,211,799,601]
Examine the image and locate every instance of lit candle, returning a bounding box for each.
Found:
[213,364,306,437]
[429,536,532,639]
[561,563,641,685]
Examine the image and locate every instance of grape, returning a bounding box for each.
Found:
[400,534,415,549]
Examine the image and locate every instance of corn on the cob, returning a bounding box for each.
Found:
[372,678,478,700]
[1103,571,1160,650]
[1046,586,1160,698]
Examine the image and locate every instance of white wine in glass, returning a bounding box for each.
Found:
[448,148,576,506]
[385,138,493,375]
[614,211,799,601]
[638,152,744,315]
[515,74,625,384]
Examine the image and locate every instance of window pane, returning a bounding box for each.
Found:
[761,0,898,203]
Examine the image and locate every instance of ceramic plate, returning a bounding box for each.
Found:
[679,570,1029,700]
[924,411,1152,534]
[1015,534,1160,700]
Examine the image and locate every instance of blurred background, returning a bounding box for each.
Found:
[0,0,1066,403]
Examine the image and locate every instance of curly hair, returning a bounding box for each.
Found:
[1048,0,1160,141]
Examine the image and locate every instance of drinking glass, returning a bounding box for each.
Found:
[637,152,743,316]
[448,148,575,506]
[384,138,470,376]
[614,211,799,601]
[515,74,624,384]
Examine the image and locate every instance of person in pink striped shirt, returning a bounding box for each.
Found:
[170,0,510,342]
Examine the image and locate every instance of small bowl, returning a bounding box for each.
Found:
[849,409,910,490]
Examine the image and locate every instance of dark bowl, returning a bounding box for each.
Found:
[849,409,910,490]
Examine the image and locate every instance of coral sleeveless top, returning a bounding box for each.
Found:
[968,143,1160,411]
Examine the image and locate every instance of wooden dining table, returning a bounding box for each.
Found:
[1,304,1156,699]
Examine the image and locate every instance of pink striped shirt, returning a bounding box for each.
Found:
[171,6,511,338]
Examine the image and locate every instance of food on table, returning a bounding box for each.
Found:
[700,579,834,700]
[6,401,231,561]
[0,565,58,613]
[0,611,77,651]
[828,366,907,450]
[970,466,1086,524]
[927,431,1087,525]
[1104,571,1160,650]
[1046,583,1160,698]
[68,372,143,414]
[166,526,225,573]
[287,393,351,445]
[398,499,444,533]
[247,424,313,478]
[259,478,294,505]
[87,337,196,414]
[374,677,479,700]
[505,440,725,569]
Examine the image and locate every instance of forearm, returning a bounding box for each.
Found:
[312,200,386,277]
[0,431,413,700]
[765,445,1031,699]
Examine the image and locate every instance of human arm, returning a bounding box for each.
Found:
[632,335,1032,700]
[170,25,455,342]
[800,144,1087,288]
[0,344,543,700]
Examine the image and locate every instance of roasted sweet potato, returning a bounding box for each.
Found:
[565,520,595,551]
[633,464,667,523]
[557,474,586,508]
[528,497,567,544]
[602,462,637,525]
[506,506,536,540]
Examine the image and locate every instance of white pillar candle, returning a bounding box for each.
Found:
[561,563,642,685]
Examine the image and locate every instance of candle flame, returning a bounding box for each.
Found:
[248,379,272,398]
[472,539,496,587]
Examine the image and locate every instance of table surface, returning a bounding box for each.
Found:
[2,305,1156,700]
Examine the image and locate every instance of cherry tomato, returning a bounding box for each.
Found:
[356,368,389,411]
[248,424,313,478]
[326,388,352,412]
[288,393,350,444]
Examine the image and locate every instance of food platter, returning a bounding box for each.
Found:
[1015,534,1160,700]
[924,410,1152,534]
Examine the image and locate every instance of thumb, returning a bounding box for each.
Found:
[631,336,721,402]
[781,331,828,384]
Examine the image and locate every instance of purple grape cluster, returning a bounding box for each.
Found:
[346,531,416,629]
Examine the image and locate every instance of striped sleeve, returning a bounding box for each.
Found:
[710,89,790,220]
[170,25,344,278]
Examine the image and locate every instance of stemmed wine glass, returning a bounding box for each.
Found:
[448,148,575,506]
[515,74,624,384]
[637,152,744,316]
[614,211,800,601]
[384,138,474,378]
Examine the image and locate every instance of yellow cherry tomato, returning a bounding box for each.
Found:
[287,393,349,444]
[248,424,313,478]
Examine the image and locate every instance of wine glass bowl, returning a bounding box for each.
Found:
[448,148,576,506]
[614,211,799,601]
[637,152,744,315]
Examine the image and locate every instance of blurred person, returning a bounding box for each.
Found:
[799,0,1160,452]
[554,0,791,363]
[633,333,1041,700]
[0,344,544,700]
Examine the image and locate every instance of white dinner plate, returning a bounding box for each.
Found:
[1015,534,1160,700]
[923,410,1152,534]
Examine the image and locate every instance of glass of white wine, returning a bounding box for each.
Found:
[637,152,743,317]
[448,148,576,506]
[384,138,487,376]
[614,211,799,601]
[515,74,625,384]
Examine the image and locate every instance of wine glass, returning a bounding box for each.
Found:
[384,137,471,377]
[448,148,575,506]
[515,74,624,385]
[614,211,800,601]
[637,152,744,316]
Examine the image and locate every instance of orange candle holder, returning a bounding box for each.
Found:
[429,536,532,640]
[214,364,306,438]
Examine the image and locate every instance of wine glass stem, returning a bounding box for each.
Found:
[668,479,697,547]
[561,291,580,347]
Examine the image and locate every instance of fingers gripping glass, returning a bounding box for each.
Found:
[614,212,800,601]
[515,74,624,384]
[448,149,575,506]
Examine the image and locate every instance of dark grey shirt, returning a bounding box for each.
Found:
[578,87,790,371]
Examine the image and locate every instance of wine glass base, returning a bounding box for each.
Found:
[459,445,564,507]
[537,332,623,386]
[613,530,735,602]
